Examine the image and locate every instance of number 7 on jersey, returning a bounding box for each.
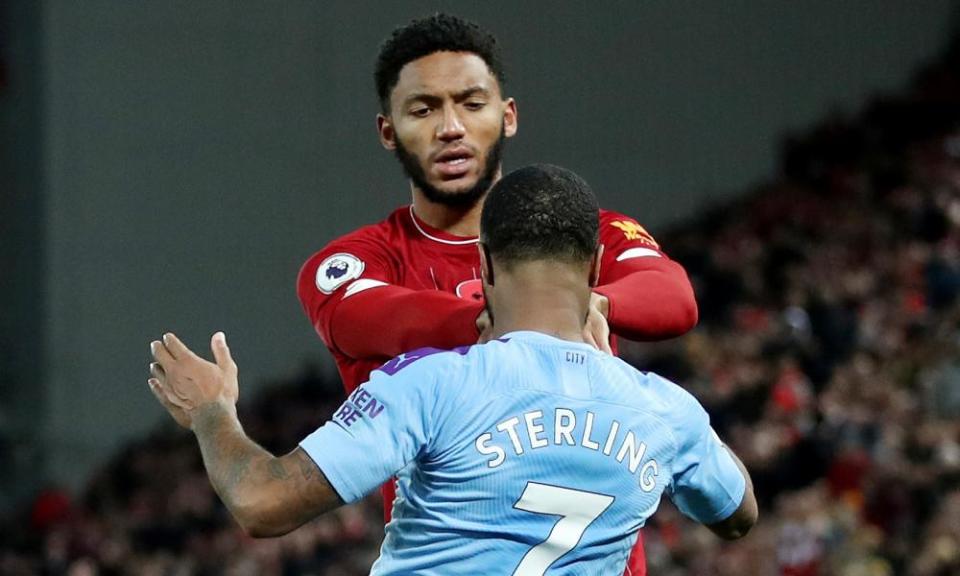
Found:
[512,482,616,576]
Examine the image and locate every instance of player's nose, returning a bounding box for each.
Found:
[436,104,466,141]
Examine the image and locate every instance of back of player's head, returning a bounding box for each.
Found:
[481,164,599,267]
[375,13,505,113]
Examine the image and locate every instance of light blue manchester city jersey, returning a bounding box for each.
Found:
[300,331,745,575]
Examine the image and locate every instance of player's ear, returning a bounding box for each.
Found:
[502,98,518,139]
[589,244,603,288]
[479,243,495,286]
[377,114,397,150]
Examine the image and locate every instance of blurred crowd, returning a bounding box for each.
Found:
[628,35,960,576]
[1,371,386,575]
[4,35,960,576]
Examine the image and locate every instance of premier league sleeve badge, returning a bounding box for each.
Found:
[316,253,365,294]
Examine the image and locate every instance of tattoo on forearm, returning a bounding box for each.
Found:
[192,403,262,504]
[267,458,290,480]
[190,403,341,534]
[294,449,317,481]
[225,452,252,492]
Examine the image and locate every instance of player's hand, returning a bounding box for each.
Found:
[583,293,612,354]
[148,332,239,431]
[476,309,494,344]
[148,361,192,428]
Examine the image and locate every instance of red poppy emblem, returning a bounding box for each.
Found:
[455,279,485,302]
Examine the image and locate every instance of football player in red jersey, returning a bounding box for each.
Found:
[297,14,698,576]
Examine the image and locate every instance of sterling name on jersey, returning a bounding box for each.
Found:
[300,332,744,575]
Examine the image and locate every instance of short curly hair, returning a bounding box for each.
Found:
[375,13,506,114]
[481,165,600,267]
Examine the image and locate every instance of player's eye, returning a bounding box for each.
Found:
[464,101,486,111]
[410,106,432,118]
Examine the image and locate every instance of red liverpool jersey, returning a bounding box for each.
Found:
[298,205,695,396]
[297,204,698,576]
[299,206,485,396]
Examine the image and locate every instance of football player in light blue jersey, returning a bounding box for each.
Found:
[148,164,757,575]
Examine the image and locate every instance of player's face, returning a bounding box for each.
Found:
[378,51,518,207]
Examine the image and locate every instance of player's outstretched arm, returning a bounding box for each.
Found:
[705,447,758,540]
[189,407,341,537]
[148,332,342,537]
[298,247,484,361]
[326,286,483,359]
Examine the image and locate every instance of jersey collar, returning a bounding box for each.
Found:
[408,206,479,246]
[498,330,598,350]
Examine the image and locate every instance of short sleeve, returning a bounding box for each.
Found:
[666,388,746,525]
[298,350,449,503]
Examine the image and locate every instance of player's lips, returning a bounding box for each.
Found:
[433,148,475,179]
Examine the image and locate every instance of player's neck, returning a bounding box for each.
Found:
[411,189,483,237]
[488,264,591,345]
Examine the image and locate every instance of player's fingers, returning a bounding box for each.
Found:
[153,372,191,409]
[149,362,165,380]
[596,321,613,355]
[149,378,192,428]
[210,331,236,373]
[162,332,196,361]
[151,340,175,367]
[599,337,612,355]
[582,329,599,351]
[148,377,179,410]
[148,377,168,406]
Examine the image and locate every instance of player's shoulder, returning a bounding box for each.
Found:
[599,207,627,220]
[377,338,523,385]
[374,344,473,376]
[367,345,477,403]
[596,359,699,411]
[637,370,709,432]
[598,208,662,251]
[638,370,696,404]
[297,206,408,288]
[313,205,409,253]
[598,207,644,225]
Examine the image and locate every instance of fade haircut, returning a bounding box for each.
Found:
[481,165,599,267]
[375,13,505,114]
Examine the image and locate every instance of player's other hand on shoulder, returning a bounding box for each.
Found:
[583,293,612,354]
[476,309,494,344]
[147,331,240,430]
